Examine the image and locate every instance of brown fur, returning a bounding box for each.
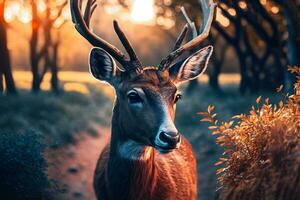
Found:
[93,69,198,200]
[94,137,197,200]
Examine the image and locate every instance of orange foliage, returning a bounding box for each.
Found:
[200,67,300,200]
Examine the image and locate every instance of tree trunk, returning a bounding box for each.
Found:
[209,57,222,92]
[30,27,41,92]
[0,71,3,92]
[30,0,42,92]
[208,39,227,92]
[280,0,300,89]
[50,42,59,93]
[44,0,61,94]
[43,18,52,92]
[2,55,16,93]
[208,68,221,91]
[0,1,16,94]
[282,0,300,66]
[236,50,249,94]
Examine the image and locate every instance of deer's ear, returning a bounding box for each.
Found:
[169,46,213,84]
[89,47,118,83]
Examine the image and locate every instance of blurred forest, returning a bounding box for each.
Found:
[0,0,299,199]
[0,0,299,94]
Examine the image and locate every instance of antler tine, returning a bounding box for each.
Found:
[70,0,127,65]
[159,0,216,71]
[181,7,197,39]
[199,0,214,32]
[113,20,142,70]
[180,0,216,50]
[84,0,97,28]
[173,23,189,51]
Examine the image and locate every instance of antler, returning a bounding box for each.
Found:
[181,7,198,39]
[172,23,189,51]
[113,20,142,71]
[159,0,216,71]
[70,0,142,72]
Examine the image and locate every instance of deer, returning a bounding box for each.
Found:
[70,0,216,199]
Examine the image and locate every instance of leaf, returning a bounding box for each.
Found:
[201,118,212,122]
[212,130,221,135]
[207,105,215,113]
[197,111,208,116]
[276,85,283,93]
[256,96,262,104]
[279,100,284,108]
[209,126,218,130]
[220,157,228,161]
[216,168,226,174]
[265,98,269,104]
[215,161,224,166]
[217,136,226,142]
[273,104,277,111]
[232,115,241,119]
[288,66,300,74]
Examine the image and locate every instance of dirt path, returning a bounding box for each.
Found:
[46,127,110,200]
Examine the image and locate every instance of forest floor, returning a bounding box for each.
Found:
[46,127,110,200]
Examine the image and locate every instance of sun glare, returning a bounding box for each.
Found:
[4,2,20,22]
[37,0,47,13]
[271,6,279,14]
[18,8,32,24]
[216,8,230,27]
[4,8,14,23]
[131,0,155,23]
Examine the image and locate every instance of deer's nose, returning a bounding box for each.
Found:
[158,131,180,149]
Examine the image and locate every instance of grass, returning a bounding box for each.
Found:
[0,84,112,147]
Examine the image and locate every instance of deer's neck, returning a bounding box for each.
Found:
[107,102,158,199]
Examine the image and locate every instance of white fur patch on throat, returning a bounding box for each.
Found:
[118,140,152,161]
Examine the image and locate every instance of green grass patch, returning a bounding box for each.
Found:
[0,85,112,147]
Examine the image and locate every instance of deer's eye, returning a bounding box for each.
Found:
[174,94,182,103]
[127,91,143,104]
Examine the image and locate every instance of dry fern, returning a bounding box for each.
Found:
[200,66,300,200]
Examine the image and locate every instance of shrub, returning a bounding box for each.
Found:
[0,130,49,200]
[200,67,300,200]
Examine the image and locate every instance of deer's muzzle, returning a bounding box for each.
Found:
[154,131,181,153]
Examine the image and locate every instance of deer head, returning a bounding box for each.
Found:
[71,0,216,153]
